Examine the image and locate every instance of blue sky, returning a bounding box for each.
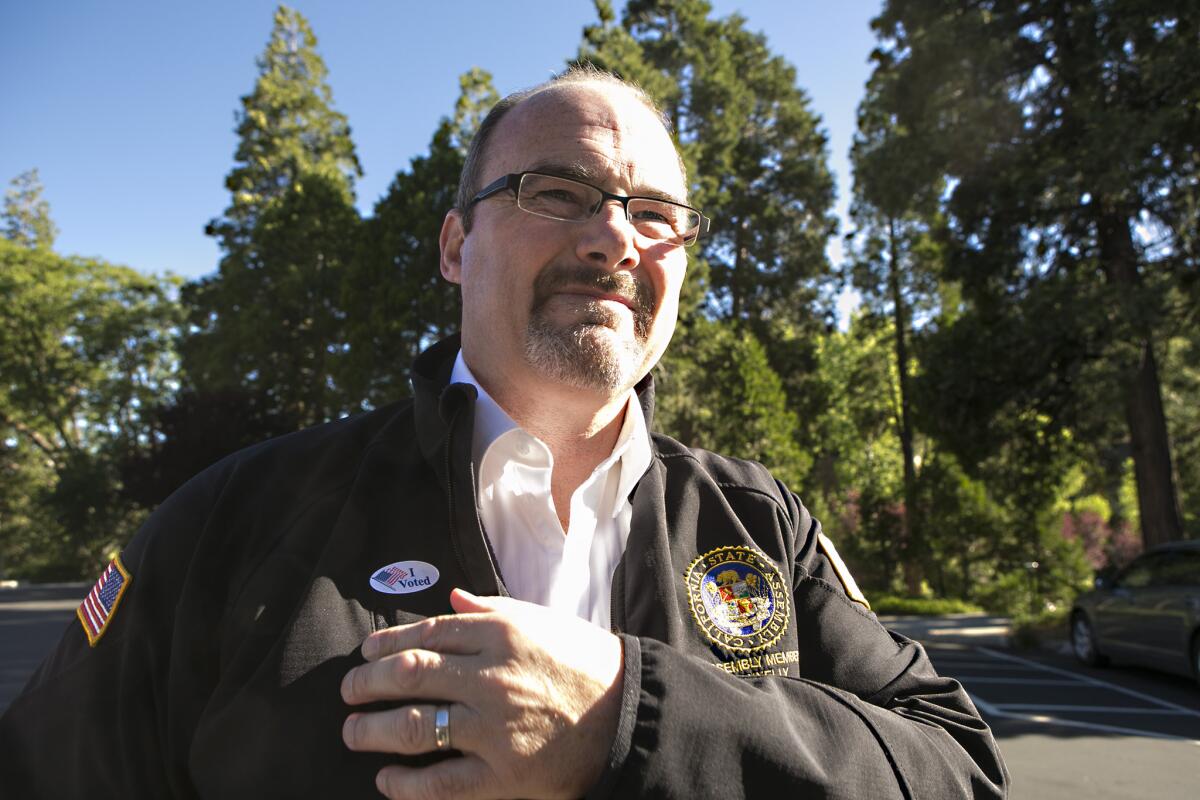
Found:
[1,1,881,281]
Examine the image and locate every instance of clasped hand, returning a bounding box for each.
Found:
[341,589,624,800]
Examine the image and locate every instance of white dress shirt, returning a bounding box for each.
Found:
[450,351,652,629]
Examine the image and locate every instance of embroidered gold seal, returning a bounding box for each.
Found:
[685,546,789,654]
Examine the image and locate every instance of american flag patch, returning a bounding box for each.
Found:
[77,556,132,646]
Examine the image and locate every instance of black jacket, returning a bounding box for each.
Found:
[0,336,1008,798]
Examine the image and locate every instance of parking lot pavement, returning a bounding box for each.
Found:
[0,583,84,711]
[955,645,1200,740]
[882,614,1200,800]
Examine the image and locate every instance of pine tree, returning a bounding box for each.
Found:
[844,66,956,592]
[3,169,58,250]
[577,0,837,481]
[340,69,498,409]
[213,5,360,243]
[868,0,1197,548]
[181,5,362,426]
[579,0,836,331]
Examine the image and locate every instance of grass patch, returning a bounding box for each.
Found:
[870,595,985,616]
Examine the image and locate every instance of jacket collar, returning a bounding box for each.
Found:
[410,333,658,460]
[407,334,660,597]
[411,333,473,472]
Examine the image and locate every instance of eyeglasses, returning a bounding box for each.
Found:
[468,172,710,247]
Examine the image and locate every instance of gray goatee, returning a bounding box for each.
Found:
[524,265,656,392]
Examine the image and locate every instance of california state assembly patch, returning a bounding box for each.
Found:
[685,546,789,654]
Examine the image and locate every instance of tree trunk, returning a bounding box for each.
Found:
[1098,212,1184,549]
[888,217,922,594]
[1124,342,1183,549]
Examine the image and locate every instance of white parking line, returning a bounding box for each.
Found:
[961,678,1080,685]
[959,647,1200,743]
[968,692,1200,743]
[976,646,1200,719]
[937,662,1040,670]
[993,704,1196,715]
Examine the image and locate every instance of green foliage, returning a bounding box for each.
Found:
[1162,330,1200,539]
[914,451,1012,601]
[871,0,1197,548]
[1010,605,1071,650]
[0,238,179,579]
[579,0,837,331]
[3,169,57,250]
[451,68,500,156]
[655,318,808,488]
[870,595,983,616]
[340,70,498,409]
[803,314,907,590]
[183,5,362,426]
[9,2,1194,598]
[973,519,1093,618]
[216,4,360,238]
[578,0,837,516]
[185,173,361,423]
[0,240,180,458]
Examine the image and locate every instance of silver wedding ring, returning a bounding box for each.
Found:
[434,704,451,751]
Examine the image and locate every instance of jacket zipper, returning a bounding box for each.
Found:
[610,556,625,633]
[444,398,508,595]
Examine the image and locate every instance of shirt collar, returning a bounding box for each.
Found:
[450,349,652,517]
[450,350,518,469]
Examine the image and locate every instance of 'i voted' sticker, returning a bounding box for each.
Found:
[369,561,439,595]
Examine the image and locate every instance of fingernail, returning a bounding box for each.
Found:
[361,636,377,661]
[342,714,358,747]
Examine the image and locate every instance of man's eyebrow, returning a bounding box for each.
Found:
[526,162,689,206]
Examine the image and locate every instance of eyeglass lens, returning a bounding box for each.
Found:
[517,174,700,244]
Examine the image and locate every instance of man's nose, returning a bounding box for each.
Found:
[576,199,640,269]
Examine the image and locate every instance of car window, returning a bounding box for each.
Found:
[1116,554,1165,588]
[1155,552,1200,587]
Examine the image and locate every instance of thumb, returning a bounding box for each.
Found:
[449,587,510,614]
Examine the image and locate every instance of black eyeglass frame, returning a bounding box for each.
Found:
[468,171,710,247]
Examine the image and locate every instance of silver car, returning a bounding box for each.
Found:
[1070,540,1200,685]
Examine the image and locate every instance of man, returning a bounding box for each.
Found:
[0,69,1008,798]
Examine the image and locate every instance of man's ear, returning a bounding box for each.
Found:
[439,210,465,284]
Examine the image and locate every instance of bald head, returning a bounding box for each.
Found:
[455,68,686,229]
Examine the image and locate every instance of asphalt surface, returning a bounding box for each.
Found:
[3,591,1198,797]
[0,582,85,710]
[883,614,1200,800]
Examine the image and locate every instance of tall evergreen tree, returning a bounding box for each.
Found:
[211,5,360,244]
[655,318,809,489]
[844,68,955,591]
[3,169,58,250]
[577,0,837,484]
[340,69,498,409]
[870,0,1198,548]
[579,0,837,331]
[182,5,362,426]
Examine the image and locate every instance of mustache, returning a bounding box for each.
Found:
[530,265,656,321]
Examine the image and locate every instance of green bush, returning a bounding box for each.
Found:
[1009,606,1070,649]
[870,595,984,615]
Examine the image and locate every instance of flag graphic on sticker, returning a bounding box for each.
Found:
[369,560,438,595]
[77,556,132,646]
